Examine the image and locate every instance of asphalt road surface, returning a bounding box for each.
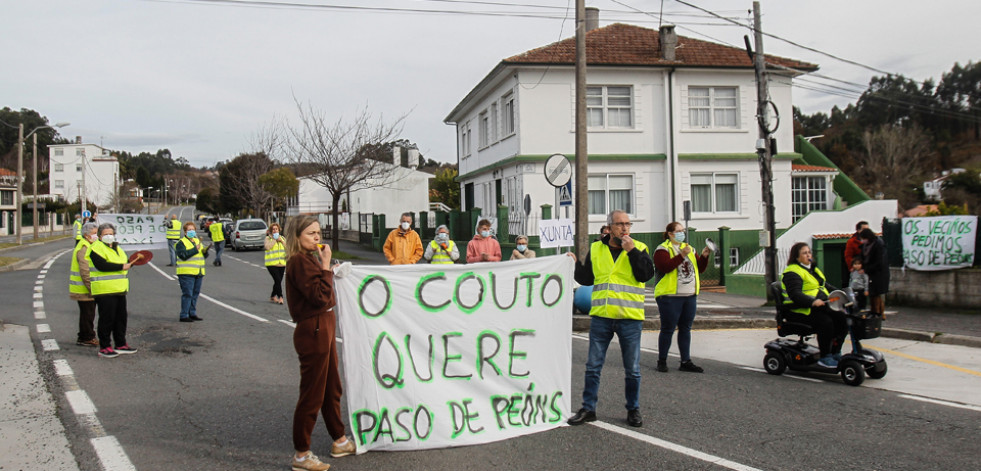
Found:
[6,243,981,471]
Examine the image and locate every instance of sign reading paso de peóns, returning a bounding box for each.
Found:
[901,215,978,271]
[96,214,170,249]
[333,256,574,453]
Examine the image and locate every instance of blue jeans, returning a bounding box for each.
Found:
[581,316,643,412]
[167,239,178,265]
[213,240,224,264]
[655,295,697,362]
[178,275,203,319]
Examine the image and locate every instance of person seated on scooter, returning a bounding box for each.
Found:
[781,242,848,368]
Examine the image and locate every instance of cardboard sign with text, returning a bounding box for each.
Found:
[901,215,977,271]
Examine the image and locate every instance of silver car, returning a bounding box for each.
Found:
[230,219,268,251]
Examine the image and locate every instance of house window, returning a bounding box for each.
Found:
[587,85,633,128]
[460,122,472,157]
[490,103,498,143]
[502,93,515,136]
[688,87,738,128]
[792,176,828,222]
[479,111,490,148]
[587,174,633,215]
[76,148,85,156]
[1,190,12,206]
[54,149,63,156]
[713,247,740,268]
[76,164,82,172]
[55,180,65,189]
[54,163,64,172]
[691,173,738,213]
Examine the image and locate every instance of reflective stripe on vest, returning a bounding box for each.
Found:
[264,237,286,266]
[589,239,648,320]
[653,239,701,297]
[209,222,224,242]
[166,220,181,240]
[780,264,829,315]
[428,240,456,264]
[176,237,206,276]
[87,242,129,296]
[69,239,91,294]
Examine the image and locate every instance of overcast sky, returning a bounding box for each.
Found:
[4,0,979,168]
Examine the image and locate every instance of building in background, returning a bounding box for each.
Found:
[48,137,119,208]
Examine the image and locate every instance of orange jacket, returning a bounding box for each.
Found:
[383,228,423,265]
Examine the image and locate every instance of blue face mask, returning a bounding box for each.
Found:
[480,230,491,238]
[674,231,685,243]
[186,230,196,239]
[516,244,527,252]
[272,232,280,240]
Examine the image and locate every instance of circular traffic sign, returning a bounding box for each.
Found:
[82,210,92,218]
[543,153,572,188]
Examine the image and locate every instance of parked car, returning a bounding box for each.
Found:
[230,219,268,251]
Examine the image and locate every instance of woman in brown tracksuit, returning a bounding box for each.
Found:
[284,215,355,471]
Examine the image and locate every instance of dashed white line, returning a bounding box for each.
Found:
[199,294,269,323]
[53,359,74,376]
[35,311,46,319]
[33,301,44,309]
[898,394,981,412]
[41,339,60,351]
[37,324,51,333]
[90,436,137,471]
[66,390,98,415]
[590,420,763,471]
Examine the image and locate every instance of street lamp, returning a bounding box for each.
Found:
[0,120,69,244]
[32,122,70,239]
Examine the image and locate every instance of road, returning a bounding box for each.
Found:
[5,242,981,471]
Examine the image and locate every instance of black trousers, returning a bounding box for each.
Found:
[267,266,285,298]
[785,306,847,356]
[76,300,96,342]
[95,295,128,349]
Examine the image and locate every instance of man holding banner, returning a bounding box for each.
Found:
[567,210,654,428]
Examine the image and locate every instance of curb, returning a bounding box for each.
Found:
[0,258,29,272]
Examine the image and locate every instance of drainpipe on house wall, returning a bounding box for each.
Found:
[664,67,677,223]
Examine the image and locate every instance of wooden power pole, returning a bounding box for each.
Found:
[574,0,589,260]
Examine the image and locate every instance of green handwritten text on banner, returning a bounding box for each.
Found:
[334,256,574,453]
[901,215,977,271]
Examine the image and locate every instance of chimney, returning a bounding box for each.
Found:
[585,7,599,31]
[659,24,677,61]
[392,146,401,166]
[75,136,83,144]
[408,149,420,169]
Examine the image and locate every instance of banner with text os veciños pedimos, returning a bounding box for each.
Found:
[96,214,170,249]
[333,255,574,453]
[901,215,978,271]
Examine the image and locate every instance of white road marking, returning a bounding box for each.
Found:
[278,319,296,328]
[147,261,175,281]
[590,420,763,471]
[898,394,981,413]
[66,390,98,415]
[37,324,50,333]
[90,436,137,471]
[42,339,59,351]
[33,301,44,309]
[34,285,42,292]
[35,310,46,319]
[53,359,74,377]
[199,294,269,323]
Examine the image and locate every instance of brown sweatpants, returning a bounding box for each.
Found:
[292,311,345,452]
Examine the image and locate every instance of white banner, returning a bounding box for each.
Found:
[901,215,978,271]
[96,214,170,249]
[333,256,574,453]
[537,218,574,248]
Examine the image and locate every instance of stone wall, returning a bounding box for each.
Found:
[888,267,981,309]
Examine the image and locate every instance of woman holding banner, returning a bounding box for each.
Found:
[284,215,355,471]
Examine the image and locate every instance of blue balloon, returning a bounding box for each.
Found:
[574,285,593,314]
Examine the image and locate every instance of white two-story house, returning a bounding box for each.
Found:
[49,137,119,208]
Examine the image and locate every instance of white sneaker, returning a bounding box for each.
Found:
[291,452,330,471]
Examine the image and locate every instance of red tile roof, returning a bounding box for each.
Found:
[813,231,881,240]
[0,168,16,177]
[792,164,838,173]
[505,23,818,71]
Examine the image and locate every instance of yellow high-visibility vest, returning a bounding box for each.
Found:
[589,239,649,320]
[87,242,129,296]
[176,237,206,276]
[264,236,286,267]
[428,240,456,264]
[166,220,181,240]
[69,238,91,295]
[209,222,224,242]
[781,263,829,315]
[653,239,701,297]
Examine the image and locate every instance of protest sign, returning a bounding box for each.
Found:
[96,214,170,249]
[901,215,977,271]
[538,218,574,248]
[333,255,574,453]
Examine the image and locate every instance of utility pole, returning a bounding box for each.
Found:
[574,0,589,260]
[15,124,24,244]
[750,1,778,290]
[80,145,87,216]
[32,133,39,239]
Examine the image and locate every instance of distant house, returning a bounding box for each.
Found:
[0,168,18,235]
[444,10,897,296]
[48,137,119,208]
[293,146,433,231]
[922,168,966,202]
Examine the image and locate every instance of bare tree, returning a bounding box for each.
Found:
[285,99,408,248]
[219,152,275,218]
[858,124,932,206]
[248,115,286,161]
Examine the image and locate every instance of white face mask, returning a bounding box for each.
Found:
[400,222,410,230]
[436,233,448,242]
[101,234,115,245]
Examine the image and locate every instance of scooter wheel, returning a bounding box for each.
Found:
[840,359,865,386]
[764,352,787,375]
[867,361,887,379]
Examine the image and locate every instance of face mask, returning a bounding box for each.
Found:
[186,230,196,239]
[401,222,410,230]
[87,233,98,242]
[674,231,686,243]
[436,233,448,242]
[272,232,280,240]
[480,230,491,238]
[517,244,527,252]
[101,234,115,245]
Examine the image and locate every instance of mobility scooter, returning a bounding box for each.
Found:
[763,282,887,386]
